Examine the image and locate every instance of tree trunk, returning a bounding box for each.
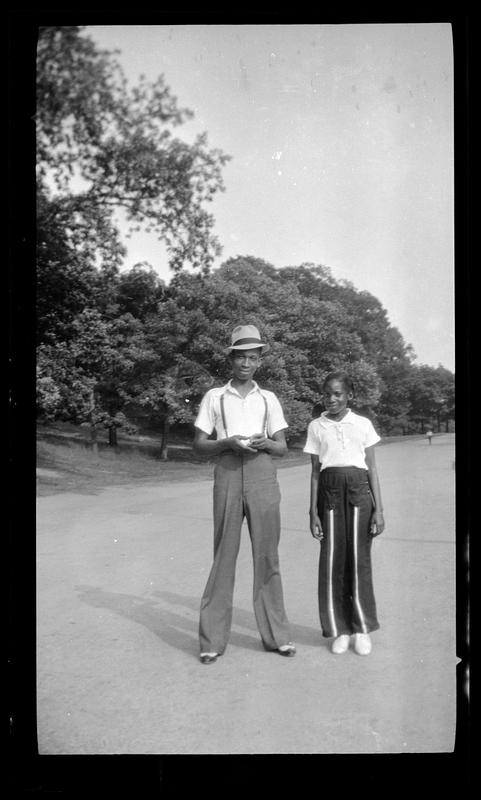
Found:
[160,417,170,460]
[90,423,99,456]
[108,426,118,448]
[89,390,98,456]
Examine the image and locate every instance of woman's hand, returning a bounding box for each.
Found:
[309,511,323,541]
[370,509,385,537]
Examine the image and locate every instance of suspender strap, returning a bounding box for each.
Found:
[260,393,268,436]
[220,391,268,438]
[220,392,228,437]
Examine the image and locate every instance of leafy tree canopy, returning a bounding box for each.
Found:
[37,25,231,274]
[37,254,455,446]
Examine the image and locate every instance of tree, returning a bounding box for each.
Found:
[406,364,455,433]
[279,262,341,303]
[116,263,165,319]
[125,301,217,459]
[165,260,316,434]
[36,26,230,274]
[36,191,114,345]
[160,260,379,436]
[160,258,388,436]
[36,308,149,447]
[36,26,231,448]
[124,358,214,460]
[442,371,455,431]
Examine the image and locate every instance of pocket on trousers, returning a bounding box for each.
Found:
[347,482,373,508]
[319,486,341,511]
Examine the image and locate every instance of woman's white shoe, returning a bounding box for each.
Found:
[331,635,350,654]
[353,633,372,655]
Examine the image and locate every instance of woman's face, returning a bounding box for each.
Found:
[322,379,351,417]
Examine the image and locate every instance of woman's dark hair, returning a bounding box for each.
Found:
[322,371,355,395]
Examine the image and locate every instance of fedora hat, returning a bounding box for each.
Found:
[225,324,269,353]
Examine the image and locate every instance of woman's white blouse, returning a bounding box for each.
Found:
[303,410,380,470]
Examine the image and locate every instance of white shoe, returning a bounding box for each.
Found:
[331,635,350,654]
[278,643,296,657]
[199,652,219,664]
[353,633,372,655]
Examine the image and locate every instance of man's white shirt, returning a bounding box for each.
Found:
[195,380,288,439]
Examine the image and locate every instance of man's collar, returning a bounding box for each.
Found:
[226,379,261,397]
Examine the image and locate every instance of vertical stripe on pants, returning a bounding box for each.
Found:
[317,466,379,638]
[326,509,338,638]
[352,505,368,633]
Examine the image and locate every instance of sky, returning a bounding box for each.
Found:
[87,23,454,371]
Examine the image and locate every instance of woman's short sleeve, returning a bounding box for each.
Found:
[303,420,320,455]
[364,419,381,448]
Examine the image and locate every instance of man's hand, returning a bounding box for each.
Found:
[228,435,257,454]
[370,510,385,537]
[309,511,324,541]
[249,434,271,452]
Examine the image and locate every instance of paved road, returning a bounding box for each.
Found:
[36,435,456,754]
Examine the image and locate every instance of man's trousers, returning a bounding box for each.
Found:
[317,466,380,638]
[199,451,291,654]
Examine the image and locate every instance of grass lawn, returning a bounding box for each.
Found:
[36,421,431,497]
[36,422,311,496]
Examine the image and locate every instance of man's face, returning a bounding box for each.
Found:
[230,348,262,381]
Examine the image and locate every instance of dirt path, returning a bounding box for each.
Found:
[36,435,457,754]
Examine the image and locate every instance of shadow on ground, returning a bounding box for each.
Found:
[75,585,324,657]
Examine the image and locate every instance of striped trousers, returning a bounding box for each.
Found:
[317,467,379,638]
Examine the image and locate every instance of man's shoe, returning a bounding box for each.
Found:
[331,635,350,654]
[199,652,218,664]
[278,643,296,657]
[353,633,372,655]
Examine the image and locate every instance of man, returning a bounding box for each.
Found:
[193,324,296,664]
